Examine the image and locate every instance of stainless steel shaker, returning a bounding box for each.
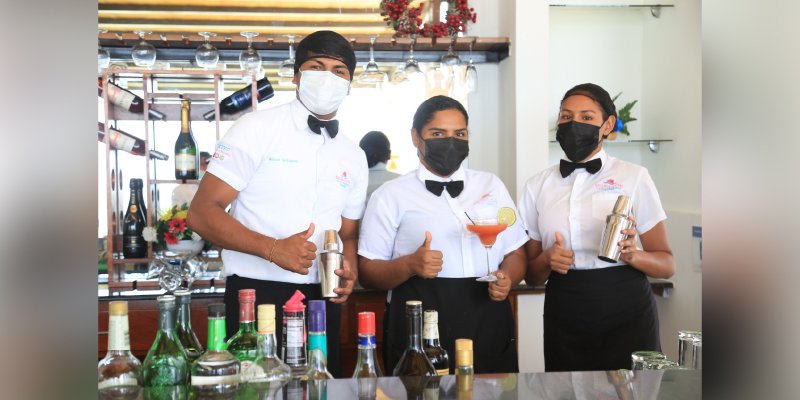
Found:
[318,229,342,298]
[598,195,634,263]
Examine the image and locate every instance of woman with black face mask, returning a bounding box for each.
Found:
[518,83,676,372]
[357,95,528,374]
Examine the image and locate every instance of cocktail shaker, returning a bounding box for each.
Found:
[318,230,342,298]
[598,195,633,263]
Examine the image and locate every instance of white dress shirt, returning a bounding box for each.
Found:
[359,165,529,279]
[518,149,666,270]
[366,162,401,200]
[207,99,368,283]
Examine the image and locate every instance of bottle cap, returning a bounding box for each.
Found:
[405,300,422,315]
[358,312,375,335]
[129,178,142,189]
[174,289,191,304]
[156,295,176,310]
[109,301,128,316]
[324,230,340,251]
[283,290,306,312]
[257,304,276,334]
[455,338,473,352]
[423,310,438,325]
[238,288,256,303]
[208,303,225,318]
[308,300,326,332]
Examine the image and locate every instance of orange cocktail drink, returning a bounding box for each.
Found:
[466,223,507,247]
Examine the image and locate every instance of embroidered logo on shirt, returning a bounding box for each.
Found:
[267,156,299,163]
[474,192,499,207]
[335,170,352,189]
[595,178,623,191]
[213,143,232,161]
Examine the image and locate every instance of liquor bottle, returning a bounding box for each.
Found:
[282,290,307,377]
[175,99,199,181]
[191,303,241,396]
[142,295,189,390]
[241,304,291,390]
[122,178,147,259]
[306,300,333,380]
[227,289,259,377]
[393,300,437,377]
[422,310,450,376]
[174,289,203,362]
[98,301,142,399]
[98,77,166,121]
[353,311,382,400]
[98,122,169,160]
[202,76,275,121]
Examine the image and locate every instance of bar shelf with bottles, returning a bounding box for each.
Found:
[100,68,265,289]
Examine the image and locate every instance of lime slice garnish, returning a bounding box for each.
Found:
[497,207,516,227]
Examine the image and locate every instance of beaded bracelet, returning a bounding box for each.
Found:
[268,239,278,263]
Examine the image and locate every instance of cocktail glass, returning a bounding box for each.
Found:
[466,218,507,282]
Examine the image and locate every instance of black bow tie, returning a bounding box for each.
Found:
[560,158,602,178]
[425,180,464,198]
[307,115,339,138]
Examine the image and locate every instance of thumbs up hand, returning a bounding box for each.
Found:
[547,232,575,275]
[270,223,318,275]
[407,231,443,279]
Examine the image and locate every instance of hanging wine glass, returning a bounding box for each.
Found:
[278,34,298,78]
[464,39,478,94]
[195,32,219,69]
[392,35,426,87]
[98,29,110,75]
[131,30,156,68]
[357,35,388,85]
[239,31,262,81]
[440,36,461,67]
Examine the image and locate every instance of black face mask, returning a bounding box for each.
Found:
[556,120,601,162]
[422,137,469,176]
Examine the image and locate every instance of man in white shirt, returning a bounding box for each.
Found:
[187,30,367,377]
[359,130,401,200]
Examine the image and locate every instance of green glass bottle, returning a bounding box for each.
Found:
[142,295,189,394]
[191,303,240,397]
[226,289,259,375]
[174,289,203,362]
[174,99,198,181]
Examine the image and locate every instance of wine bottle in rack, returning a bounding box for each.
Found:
[134,178,147,228]
[98,122,169,160]
[202,76,275,121]
[98,77,166,121]
[122,178,147,259]
[174,99,199,181]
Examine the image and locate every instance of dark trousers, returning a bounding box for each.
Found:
[224,274,342,378]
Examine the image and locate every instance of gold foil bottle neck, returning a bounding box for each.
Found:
[455,338,472,352]
[456,350,473,367]
[424,310,438,325]
[109,301,128,316]
[257,304,276,334]
[324,229,339,251]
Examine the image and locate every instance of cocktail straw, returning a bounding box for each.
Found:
[464,212,476,225]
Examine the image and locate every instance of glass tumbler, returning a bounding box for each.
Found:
[631,351,666,370]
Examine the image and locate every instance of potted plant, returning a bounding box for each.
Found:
[142,203,205,256]
[610,92,638,140]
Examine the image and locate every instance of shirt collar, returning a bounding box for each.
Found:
[561,148,608,165]
[369,162,388,172]
[416,164,466,184]
[290,99,338,138]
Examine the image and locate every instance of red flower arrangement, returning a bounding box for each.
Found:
[142,203,203,246]
[379,0,476,38]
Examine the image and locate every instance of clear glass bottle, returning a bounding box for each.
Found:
[393,301,437,377]
[142,295,189,390]
[241,304,291,395]
[227,288,259,376]
[281,290,307,377]
[191,303,241,396]
[306,300,333,380]
[353,311,382,400]
[422,310,450,376]
[174,289,203,362]
[455,339,474,400]
[98,301,142,399]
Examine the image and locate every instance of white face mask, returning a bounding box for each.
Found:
[297,70,350,115]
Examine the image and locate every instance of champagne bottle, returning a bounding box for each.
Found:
[306,300,333,380]
[227,289,259,376]
[241,304,291,390]
[134,178,147,228]
[191,303,241,396]
[393,300,437,377]
[174,99,199,181]
[98,301,142,399]
[98,77,166,121]
[353,311,382,400]
[142,296,189,391]
[422,310,450,376]
[174,289,203,362]
[202,77,275,121]
[98,122,169,160]
[455,339,474,400]
[122,178,147,259]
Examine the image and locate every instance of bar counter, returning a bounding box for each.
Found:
[102,369,701,399]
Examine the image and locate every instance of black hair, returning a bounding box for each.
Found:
[359,131,392,168]
[412,95,469,134]
[561,83,617,121]
[294,30,356,80]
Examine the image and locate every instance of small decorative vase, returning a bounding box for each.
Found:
[166,240,205,256]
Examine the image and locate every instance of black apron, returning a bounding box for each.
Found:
[224,274,342,378]
[543,265,660,372]
[383,276,518,375]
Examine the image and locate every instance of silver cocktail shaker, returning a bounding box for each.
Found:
[598,195,634,263]
[318,230,342,298]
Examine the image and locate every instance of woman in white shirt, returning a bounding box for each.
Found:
[519,83,676,371]
[358,96,528,374]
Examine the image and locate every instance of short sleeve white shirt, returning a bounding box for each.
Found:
[207,99,368,283]
[518,149,666,270]
[358,165,529,279]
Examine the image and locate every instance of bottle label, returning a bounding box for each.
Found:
[175,154,197,171]
[436,368,448,376]
[190,373,241,386]
[108,129,136,153]
[106,83,135,110]
[239,360,259,382]
[285,318,304,364]
[108,315,130,351]
[358,335,376,347]
[129,204,138,213]
[98,376,139,390]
